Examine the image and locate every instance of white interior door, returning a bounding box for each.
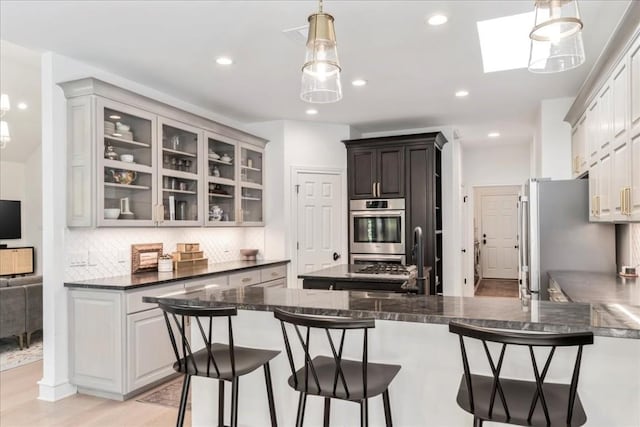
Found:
[296,172,343,277]
[481,194,518,279]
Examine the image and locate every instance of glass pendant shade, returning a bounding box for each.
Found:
[300,12,343,103]
[528,0,585,73]
[0,121,10,149]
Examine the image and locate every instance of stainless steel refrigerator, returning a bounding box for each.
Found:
[518,179,616,300]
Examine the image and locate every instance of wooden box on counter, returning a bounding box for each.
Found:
[177,243,200,252]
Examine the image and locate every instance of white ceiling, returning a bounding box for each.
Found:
[0,40,41,162]
[0,1,631,148]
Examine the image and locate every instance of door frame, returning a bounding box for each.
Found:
[473,185,521,281]
[290,166,347,288]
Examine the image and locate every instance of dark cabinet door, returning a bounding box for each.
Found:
[405,144,437,294]
[348,148,376,199]
[377,147,404,198]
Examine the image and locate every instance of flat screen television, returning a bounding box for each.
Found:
[0,200,22,239]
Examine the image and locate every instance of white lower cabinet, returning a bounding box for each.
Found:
[126,307,181,392]
[68,264,287,400]
[69,289,124,396]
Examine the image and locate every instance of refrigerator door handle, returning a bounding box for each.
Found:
[520,196,530,293]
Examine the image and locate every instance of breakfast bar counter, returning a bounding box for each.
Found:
[144,288,640,426]
[549,270,640,305]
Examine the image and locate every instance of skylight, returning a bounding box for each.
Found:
[477,11,535,73]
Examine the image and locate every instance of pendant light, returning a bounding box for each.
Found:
[300,0,343,103]
[528,0,585,73]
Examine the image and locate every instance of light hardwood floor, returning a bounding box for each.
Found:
[0,361,190,426]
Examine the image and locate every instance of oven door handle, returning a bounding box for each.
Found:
[350,210,406,217]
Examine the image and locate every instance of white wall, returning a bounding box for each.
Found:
[531,97,574,179]
[463,144,531,186]
[39,51,268,401]
[0,149,43,274]
[462,143,530,296]
[248,120,350,287]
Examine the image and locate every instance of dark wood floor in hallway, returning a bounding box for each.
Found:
[475,278,519,298]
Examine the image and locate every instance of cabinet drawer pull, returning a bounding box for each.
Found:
[242,277,251,283]
[271,272,278,277]
[626,187,632,215]
[372,182,376,197]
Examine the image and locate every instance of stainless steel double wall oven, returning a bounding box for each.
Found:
[349,199,406,264]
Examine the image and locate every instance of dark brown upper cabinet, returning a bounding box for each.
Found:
[346,146,404,199]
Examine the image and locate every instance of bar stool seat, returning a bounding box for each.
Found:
[175,342,279,380]
[449,321,594,427]
[456,374,587,426]
[289,355,401,401]
[274,308,400,427]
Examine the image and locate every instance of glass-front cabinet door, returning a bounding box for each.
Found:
[98,99,157,226]
[158,117,203,226]
[205,133,237,225]
[239,144,264,225]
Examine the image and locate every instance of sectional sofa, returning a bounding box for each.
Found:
[0,275,43,349]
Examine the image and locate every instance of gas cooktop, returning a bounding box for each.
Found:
[356,264,416,276]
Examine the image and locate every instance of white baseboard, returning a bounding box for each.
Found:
[37,379,77,402]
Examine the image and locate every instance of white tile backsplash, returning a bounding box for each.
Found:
[631,223,640,267]
[65,227,265,281]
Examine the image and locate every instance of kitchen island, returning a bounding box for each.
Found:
[144,287,640,427]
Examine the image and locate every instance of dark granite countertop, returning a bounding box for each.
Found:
[549,270,640,306]
[143,287,640,339]
[64,260,289,290]
[298,264,432,282]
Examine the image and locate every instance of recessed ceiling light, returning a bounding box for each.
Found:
[216,57,233,66]
[455,90,469,98]
[427,14,448,26]
[306,108,318,115]
[109,114,121,120]
[352,79,367,87]
[488,132,501,138]
[17,102,28,110]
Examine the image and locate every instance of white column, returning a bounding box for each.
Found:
[38,52,77,401]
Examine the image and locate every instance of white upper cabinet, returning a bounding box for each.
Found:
[589,160,600,221]
[60,78,267,228]
[569,29,638,223]
[571,114,587,178]
[613,60,628,141]
[630,36,640,220]
[587,99,600,161]
[157,117,204,227]
[98,98,158,227]
[598,83,613,153]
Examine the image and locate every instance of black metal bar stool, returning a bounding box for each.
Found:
[158,303,280,427]
[274,308,401,427]
[449,321,594,427]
